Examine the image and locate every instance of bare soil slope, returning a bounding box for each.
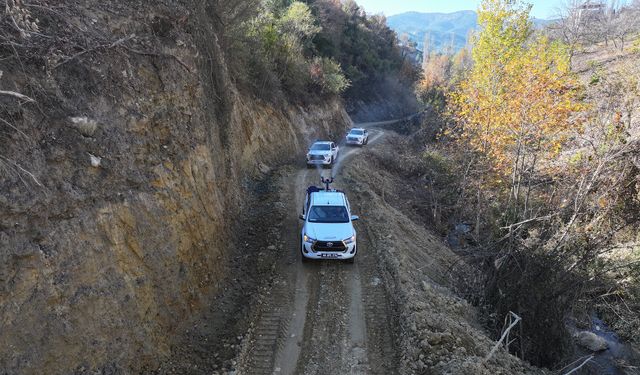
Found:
[0,1,349,373]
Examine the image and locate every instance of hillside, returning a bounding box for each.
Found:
[0,0,541,372]
[387,11,477,52]
[3,0,637,374]
[0,1,351,373]
[412,0,640,371]
[387,10,553,53]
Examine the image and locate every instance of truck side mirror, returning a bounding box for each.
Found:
[351,215,359,221]
[299,214,306,220]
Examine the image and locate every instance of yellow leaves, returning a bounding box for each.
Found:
[598,196,609,209]
[449,0,584,179]
[417,51,473,105]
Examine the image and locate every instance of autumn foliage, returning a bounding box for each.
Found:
[434,0,640,365]
[449,0,584,178]
[416,48,470,106]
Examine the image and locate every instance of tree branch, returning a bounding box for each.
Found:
[484,311,522,362]
[500,213,558,230]
[52,35,133,69]
[563,355,594,375]
[0,117,29,139]
[0,90,35,102]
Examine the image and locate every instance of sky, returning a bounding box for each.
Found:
[354,0,565,19]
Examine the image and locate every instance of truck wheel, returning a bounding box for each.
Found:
[301,242,310,263]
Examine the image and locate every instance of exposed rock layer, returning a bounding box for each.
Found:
[0,1,349,373]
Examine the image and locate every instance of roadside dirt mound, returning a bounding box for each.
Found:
[342,142,546,375]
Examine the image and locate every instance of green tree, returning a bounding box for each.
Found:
[278,2,321,44]
[310,56,350,94]
[227,0,415,102]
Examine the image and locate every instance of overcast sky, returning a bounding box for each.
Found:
[354,0,567,19]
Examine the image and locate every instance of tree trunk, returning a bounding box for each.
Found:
[475,187,481,240]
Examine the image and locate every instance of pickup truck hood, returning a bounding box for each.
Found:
[305,222,354,241]
[308,150,331,156]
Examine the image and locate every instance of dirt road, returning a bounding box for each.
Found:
[235,125,397,375]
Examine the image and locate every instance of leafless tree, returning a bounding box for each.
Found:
[611,2,640,50]
[551,0,588,62]
[553,0,640,53]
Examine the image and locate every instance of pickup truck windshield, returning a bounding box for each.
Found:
[308,205,349,223]
[349,130,364,135]
[310,143,331,151]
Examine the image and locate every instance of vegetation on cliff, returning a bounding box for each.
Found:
[215,0,417,106]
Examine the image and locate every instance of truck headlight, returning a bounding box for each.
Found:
[303,234,316,243]
[343,235,356,244]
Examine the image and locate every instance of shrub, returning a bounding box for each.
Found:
[309,57,350,95]
[218,0,416,103]
[632,37,640,54]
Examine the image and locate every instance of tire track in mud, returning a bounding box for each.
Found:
[272,169,313,375]
[239,171,308,375]
[357,223,400,375]
[238,274,292,374]
[295,262,351,374]
[346,263,369,374]
[237,126,398,375]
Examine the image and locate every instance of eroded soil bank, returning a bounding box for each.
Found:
[0,1,349,373]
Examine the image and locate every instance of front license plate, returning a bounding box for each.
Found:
[319,253,341,258]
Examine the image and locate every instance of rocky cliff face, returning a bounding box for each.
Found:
[0,1,350,373]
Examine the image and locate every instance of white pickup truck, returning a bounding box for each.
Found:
[306,141,339,167]
[299,178,358,263]
[345,128,369,146]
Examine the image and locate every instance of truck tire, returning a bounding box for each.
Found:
[301,241,310,263]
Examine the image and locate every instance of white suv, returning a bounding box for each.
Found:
[345,128,369,146]
[299,180,358,263]
[306,141,339,167]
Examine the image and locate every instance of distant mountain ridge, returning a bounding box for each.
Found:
[387,10,553,54]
